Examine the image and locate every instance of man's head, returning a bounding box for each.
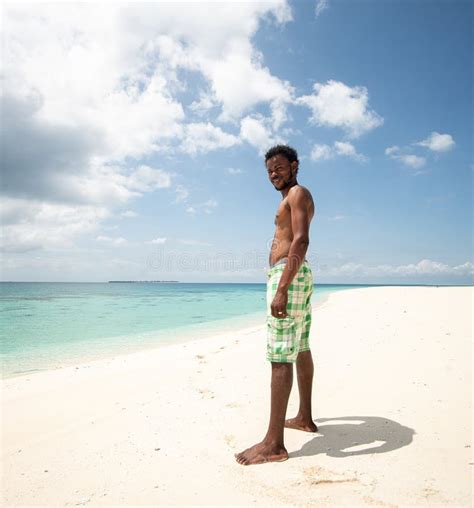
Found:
[264,145,299,191]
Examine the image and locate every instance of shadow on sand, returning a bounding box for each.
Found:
[289,416,415,458]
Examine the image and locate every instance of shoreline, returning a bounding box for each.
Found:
[2,286,472,506]
[1,285,353,381]
[1,320,266,384]
[1,311,266,381]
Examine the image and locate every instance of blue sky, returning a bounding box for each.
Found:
[1,0,472,284]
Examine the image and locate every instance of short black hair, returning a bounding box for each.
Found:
[264,144,299,165]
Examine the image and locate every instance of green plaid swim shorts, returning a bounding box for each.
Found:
[266,259,313,363]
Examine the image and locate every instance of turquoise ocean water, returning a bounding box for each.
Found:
[0,282,363,379]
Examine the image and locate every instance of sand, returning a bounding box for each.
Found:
[1,286,472,507]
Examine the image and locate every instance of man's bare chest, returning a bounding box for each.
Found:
[274,200,291,230]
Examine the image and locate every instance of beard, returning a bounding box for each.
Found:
[273,177,292,190]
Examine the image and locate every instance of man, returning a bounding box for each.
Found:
[235,144,317,466]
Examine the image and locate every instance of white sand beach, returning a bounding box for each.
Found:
[1,286,472,507]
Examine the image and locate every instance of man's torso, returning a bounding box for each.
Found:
[268,185,314,266]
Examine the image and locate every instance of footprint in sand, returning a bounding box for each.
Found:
[297,466,360,488]
[198,388,215,399]
[422,487,441,498]
[224,434,235,448]
[195,354,207,364]
[225,402,241,409]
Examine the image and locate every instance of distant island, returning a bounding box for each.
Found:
[108,280,180,283]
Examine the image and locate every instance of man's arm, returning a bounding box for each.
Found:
[270,187,311,318]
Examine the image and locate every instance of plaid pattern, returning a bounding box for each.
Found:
[266,260,313,363]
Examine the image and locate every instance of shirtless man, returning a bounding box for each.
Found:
[235,144,317,466]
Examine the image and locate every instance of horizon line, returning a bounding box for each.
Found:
[0,281,472,287]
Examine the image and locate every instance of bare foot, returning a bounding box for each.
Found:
[285,417,318,432]
[234,441,288,466]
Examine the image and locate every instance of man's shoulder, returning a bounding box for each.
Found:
[288,184,313,202]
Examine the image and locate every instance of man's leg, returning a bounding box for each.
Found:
[235,362,293,465]
[285,350,318,432]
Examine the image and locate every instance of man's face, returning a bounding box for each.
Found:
[266,154,296,190]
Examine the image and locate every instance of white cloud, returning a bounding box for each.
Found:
[324,259,474,277]
[390,259,472,276]
[386,132,454,171]
[310,144,334,161]
[126,165,172,192]
[189,92,216,116]
[202,40,294,123]
[385,146,426,169]
[240,115,282,153]
[385,145,400,156]
[96,235,127,245]
[2,2,293,159]
[227,167,244,175]
[132,2,294,122]
[334,141,368,162]
[328,214,346,221]
[121,210,138,218]
[2,6,186,162]
[270,100,289,130]
[412,168,430,177]
[181,123,241,155]
[397,154,426,169]
[202,199,218,214]
[297,80,383,138]
[0,197,110,253]
[2,2,293,254]
[310,141,367,162]
[2,45,173,252]
[185,199,218,215]
[62,163,170,206]
[315,0,329,18]
[1,92,172,204]
[147,237,167,245]
[415,132,455,152]
[174,185,189,203]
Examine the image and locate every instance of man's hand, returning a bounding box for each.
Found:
[271,289,288,318]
